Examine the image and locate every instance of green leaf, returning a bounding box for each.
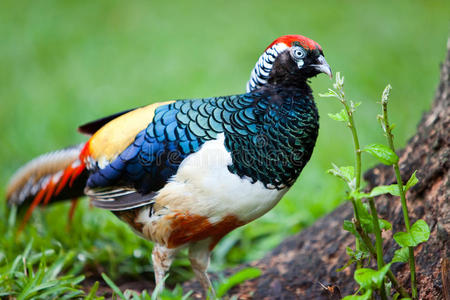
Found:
[345,246,369,262]
[363,144,399,165]
[328,164,355,189]
[152,274,169,300]
[410,219,430,244]
[85,281,100,300]
[217,267,261,297]
[328,109,349,122]
[343,220,357,236]
[335,72,344,87]
[342,289,372,300]
[354,200,374,233]
[319,89,340,99]
[101,273,125,299]
[385,281,393,296]
[360,171,418,199]
[350,190,369,200]
[368,184,401,197]
[338,247,361,271]
[327,164,354,182]
[346,246,355,256]
[158,284,192,299]
[354,263,392,290]
[336,247,370,272]
[343,221,370,262]
[379,218,392,231]
[339,166,354,183]
[393,232,414,247]
[393,220,430,247]
[351,101,361,111]
[392,247,409,263]
[337,258,355,272]
[404,171,418,192]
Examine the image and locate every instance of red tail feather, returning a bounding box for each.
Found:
[66,198,79,231]
[55,165,75,195]
[18,158,86,232]
[19,188,47,232]
[6,144,88,232]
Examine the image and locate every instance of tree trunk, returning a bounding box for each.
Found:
[184,40,450,299]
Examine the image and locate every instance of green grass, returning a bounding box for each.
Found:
[0,0,448,297]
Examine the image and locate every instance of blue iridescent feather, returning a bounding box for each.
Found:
[86,87,319,193]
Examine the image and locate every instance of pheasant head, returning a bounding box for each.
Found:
[247,34,332,92]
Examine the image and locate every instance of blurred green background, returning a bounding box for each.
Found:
[0,0,448,296]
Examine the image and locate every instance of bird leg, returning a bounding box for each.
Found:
[151,244,177,294]
[189,240,215,299]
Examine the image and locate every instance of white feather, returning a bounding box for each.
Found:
[153,134,288,223]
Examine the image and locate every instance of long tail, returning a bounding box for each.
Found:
[6,144,88,228]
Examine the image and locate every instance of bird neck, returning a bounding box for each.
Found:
[247,48,313,92]
[246,43,289,93]
[225,88,319,190]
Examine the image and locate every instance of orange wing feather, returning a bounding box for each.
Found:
[86,101,175,167]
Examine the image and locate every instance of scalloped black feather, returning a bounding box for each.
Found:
[86,85,319,193]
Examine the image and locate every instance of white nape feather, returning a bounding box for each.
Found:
[246,43,289,92]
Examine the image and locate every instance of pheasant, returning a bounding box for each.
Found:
[6,35,331,296]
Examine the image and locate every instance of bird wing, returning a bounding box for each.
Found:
[85,187,156,211]
[84,100,175,166]
[82,95,258,210]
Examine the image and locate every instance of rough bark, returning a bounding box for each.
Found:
[183,40,450,299]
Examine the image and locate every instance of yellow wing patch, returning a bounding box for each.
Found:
[88,101,175,166]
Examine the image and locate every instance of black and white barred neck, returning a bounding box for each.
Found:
[246,43,289,93]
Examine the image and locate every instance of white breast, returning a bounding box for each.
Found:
[154,134,288,224]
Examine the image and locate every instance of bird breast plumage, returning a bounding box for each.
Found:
[133,134,288,248]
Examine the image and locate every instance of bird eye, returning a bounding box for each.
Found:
[291,47,306,60]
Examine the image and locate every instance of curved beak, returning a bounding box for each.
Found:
[312,55,332,78]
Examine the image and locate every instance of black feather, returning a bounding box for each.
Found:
[78,108,137,135]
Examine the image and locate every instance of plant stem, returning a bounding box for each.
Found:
[351,199,363,268]
[338,95,362,190]
[347,108,362,190]
[381,86,417,299]
[345,100,367,269]
[383,114,411,230]
[341,91,363,269]
[368,197,387,300]
[353,219,410,298]
[393,163,417,299]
